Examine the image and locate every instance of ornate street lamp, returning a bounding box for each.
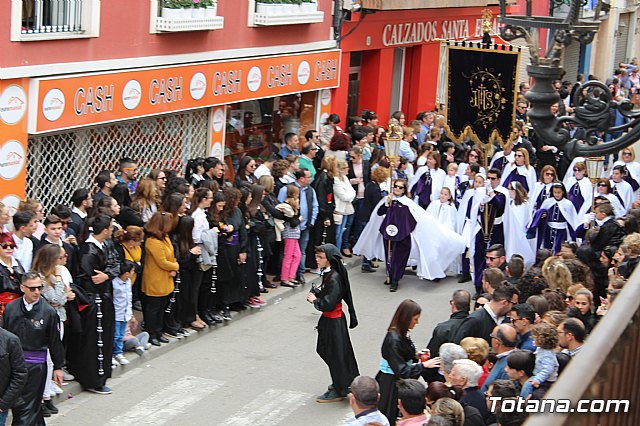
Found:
[384,118,402,162]
[498,0,640,160]
[585,155,605,220]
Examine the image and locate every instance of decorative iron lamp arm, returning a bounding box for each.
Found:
[497,0,639,161]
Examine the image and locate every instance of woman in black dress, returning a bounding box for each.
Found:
[376,299,441,425]
[216,187,248,319]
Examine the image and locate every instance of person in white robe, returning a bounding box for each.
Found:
[408,152,445,209]
[595,178,626,218]
[353,187,465,281]
[500,147,537,193]
[564,161,593,220]
[610,164,634,212]
[503,181,535,267]
[529,165,558,212]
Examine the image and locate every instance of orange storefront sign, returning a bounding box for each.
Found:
[30,50,341,133]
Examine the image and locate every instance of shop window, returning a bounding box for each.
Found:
[224,92,317,176]
[11,0,101,41]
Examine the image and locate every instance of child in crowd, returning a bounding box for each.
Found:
[278,185,302,288]
[113,259,136,366]
[427,187,457,231]
[524,322,559,399]
[443,163,460,205]
[123,315,152,356]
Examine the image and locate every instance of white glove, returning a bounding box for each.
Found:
[587,212,596,223]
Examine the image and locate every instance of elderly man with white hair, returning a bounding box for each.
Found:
[437,343,467,384]
[449,358,487,420]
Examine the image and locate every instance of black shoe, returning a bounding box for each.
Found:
[361,264,375,273]
[260,288,269,293]
[229,303,247,312]
[264,280,277,289]
[211,314,224,324]
[199,312,215,326]
[458,273,472,283]
[433,277,441,282]
[221,309,232,321]
[390,281,398,292]
[273,275,281,282]
[150,338,161,346]
[340,249,353,258]
[42,402,52,417]
[295,275,306,284]
[44,399,59,414]
[157,336,170,344]
[280,281,297,288]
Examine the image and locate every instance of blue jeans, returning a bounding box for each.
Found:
[336,214,352,251]
[297,228,310,278]
[0,410,7,426]
[113,320,127,356]
[344,199,364,249]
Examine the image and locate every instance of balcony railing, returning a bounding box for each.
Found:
[524,268,640,425]
[21,0,83,34]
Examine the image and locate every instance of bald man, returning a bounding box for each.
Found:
[480,324,518,393]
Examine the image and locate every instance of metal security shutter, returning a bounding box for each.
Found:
[27,109,208,210]
[614,13,631,66]
[562,42,581,82]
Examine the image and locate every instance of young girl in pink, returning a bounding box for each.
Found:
[279,185,302,287]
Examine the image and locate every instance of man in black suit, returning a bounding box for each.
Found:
[427,290,471,357]
[69,188,92,236]
[422,290,470,383]
[452,284,519,345]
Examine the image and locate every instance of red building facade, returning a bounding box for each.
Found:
[332,5,501,126]
[0,0,339,207]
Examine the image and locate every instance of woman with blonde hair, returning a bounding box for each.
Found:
[333,159,356,255]
[33,244,74,410]
[614,146,640,192]
[131,178,159,223]
[504,181,536,266]
[541,257,573,294]
[459,337,490,388]
[500,147,537,193]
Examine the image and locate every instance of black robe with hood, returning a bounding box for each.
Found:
[311,244,359,396]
